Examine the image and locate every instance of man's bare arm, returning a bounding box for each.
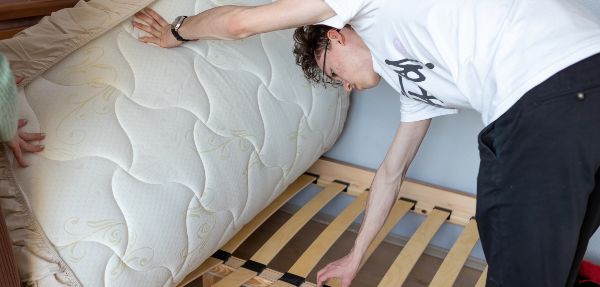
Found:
[352,119,431,257]
[317,119,431,287]
[134,0,335,47]
[179,0,336,40]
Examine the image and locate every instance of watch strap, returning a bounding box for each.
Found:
[171,16,191,42]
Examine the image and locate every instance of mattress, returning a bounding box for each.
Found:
[0,0,349,286]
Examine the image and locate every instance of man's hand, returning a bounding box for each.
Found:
[316,252,361,287]
[133,8,183,48]
[5,119,45,168]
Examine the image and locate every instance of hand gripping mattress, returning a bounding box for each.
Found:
[0,0,349,286]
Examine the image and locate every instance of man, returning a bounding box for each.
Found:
[132,0,600,286]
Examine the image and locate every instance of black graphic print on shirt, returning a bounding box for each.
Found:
[385,59,448,108]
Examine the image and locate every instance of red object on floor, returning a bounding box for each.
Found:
[580,260,600,284]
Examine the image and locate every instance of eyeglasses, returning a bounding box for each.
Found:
[322,30,343,87]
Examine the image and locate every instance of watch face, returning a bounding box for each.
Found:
[173,16,184,28]
[171,16,189,41]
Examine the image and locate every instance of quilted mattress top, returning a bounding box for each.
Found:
[9,0,348,286]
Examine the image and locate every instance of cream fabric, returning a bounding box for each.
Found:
[1,144,80,287]
[0,0,155,87]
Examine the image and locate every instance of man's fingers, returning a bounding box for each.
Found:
[317,267,334,287]
[17,119,28,128]
[134,11,164,33]
[133,21,157,36]
[139,36,161,46]
[317,267,326,283]
[134,11,153,25]
[143,8,169,27]
[19,132,45,141]
[133,21,162,39]
[14,75,23,84]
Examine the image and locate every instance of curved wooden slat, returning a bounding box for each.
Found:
[288,192,369,277]
[222,174,316,253]
[206,258,281,287]
[475,266,488,287]
[213,267,259,287]
[377,208,450,287]
[251,182,346,264]
[178,257,223,287]
[213,182,346,287]
[177,175,315,287]
[360,199,415,269]
[325,199,414,287]
[270,280,293,287]
[429,219,480,287]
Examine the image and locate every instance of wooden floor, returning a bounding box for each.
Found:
[187,210,482,287]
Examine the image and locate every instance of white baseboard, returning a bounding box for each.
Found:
[280,202,487,272]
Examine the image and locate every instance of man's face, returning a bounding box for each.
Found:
[316,27,381,92]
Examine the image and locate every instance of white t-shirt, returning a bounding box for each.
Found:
[319,0,600,125]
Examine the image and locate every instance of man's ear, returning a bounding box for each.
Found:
[326,28,345,45]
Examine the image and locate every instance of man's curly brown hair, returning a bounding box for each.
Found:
[292,25,333,85]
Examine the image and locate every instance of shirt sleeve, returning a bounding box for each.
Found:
[0,54,17,141]
[318,0,376,28]
[399,96,458,122]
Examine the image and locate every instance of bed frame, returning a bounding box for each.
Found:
[177,158,488,287]
[0,0,78,40]
[1,2,488,286]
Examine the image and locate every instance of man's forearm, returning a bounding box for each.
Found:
[350,166,405,260]
[178,6,250,41]
[173,0,336,41]
[348,119,430,263]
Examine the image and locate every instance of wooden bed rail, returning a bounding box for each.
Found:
[178,158,487,287]
[0,0,78,39]
[307,157,477,226]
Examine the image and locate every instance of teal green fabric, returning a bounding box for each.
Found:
[0,54,17,141]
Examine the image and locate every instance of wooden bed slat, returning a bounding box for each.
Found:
[222,174,316,253]
[213,182,346,287]
[251,181,346,264]
[178,258,223,287]
[203,273,218,286]
[176,175,316,287]
[360,199,415,269]
[213,267,258,287]
[286,192,369,277]
[208,256,280,286]
[377,208,450,287]
[324,199,414,287]
[429,219,480,287]
[475,266,488,287]
[270,280,295,287]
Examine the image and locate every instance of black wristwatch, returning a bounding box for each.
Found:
[171,16,192,42]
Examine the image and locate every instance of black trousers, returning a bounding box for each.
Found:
[476,53,600,287]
